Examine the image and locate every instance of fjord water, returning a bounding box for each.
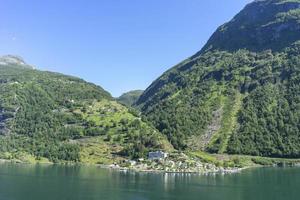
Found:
[0,163,299,200]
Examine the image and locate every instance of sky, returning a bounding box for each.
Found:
[0,0,252,97]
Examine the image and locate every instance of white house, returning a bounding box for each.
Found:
[148,151,168,160]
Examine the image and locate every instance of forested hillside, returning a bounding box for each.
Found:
[136,0,300,158]
[0,56,172,163]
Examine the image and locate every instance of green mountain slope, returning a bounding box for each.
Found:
[136,0,300,158]
[197,0,300,54]
[0,59,172,163]
[117,90,144,107]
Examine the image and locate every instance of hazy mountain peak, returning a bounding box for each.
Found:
[0,55,34,69]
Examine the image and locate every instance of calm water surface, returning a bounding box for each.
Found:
[0,163,299,200]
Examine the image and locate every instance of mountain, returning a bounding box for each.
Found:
[136,0,300,158]
[0,58,172,164]
[117,90,144,107]
[0,55,34,69]
[196,0,300,54]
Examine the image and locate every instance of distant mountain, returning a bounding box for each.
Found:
[0,58,171,163]
[136,0,300,158]
[117,90,144,107]
[0,55,34,69]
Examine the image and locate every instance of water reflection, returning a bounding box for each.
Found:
[0,163,299,200]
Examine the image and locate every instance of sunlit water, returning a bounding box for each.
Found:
[0,163,299,200]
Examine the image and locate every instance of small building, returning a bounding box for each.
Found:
[125,160,137,166]
[129,160,137,166]
[148,151,168,160]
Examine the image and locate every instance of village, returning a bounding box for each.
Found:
[109,151,242,174]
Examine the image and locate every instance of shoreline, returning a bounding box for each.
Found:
[108,166,248,175]
[0,157,246,174]
[1,155,300,175]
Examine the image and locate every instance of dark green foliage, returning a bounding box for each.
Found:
[228,81,300,157]
[251,157,275,166]
[119,126,165,159]
[85,127,106,136]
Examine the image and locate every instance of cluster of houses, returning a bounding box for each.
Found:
[123,151,168,167]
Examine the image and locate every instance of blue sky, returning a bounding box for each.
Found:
[0,0,252,97]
